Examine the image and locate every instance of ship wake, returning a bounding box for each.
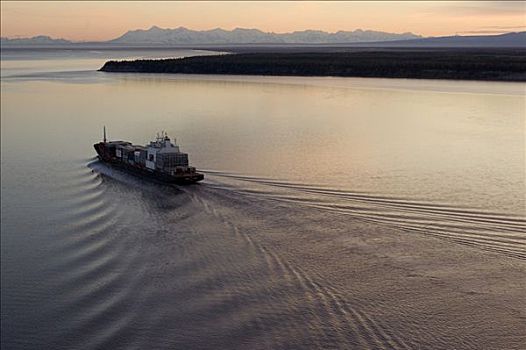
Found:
[52,162,525,350]
[201,170,526,260]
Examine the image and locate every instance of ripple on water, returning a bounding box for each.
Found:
[203,172,526,260]
[15,160,520,349]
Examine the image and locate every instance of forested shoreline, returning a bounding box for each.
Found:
[100,50,526,81]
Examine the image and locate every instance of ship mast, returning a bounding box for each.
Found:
[103,126,107,143]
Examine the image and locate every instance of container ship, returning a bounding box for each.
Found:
[94,128,204,184]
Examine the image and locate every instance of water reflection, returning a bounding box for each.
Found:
[1,49,525,350]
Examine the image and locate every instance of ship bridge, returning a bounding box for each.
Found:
[146,132,189,172]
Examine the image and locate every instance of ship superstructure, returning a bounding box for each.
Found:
[94,128,204,184]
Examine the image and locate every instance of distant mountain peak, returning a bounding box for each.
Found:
[1,35,71,46]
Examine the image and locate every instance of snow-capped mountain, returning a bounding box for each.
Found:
[109,26,422,45]
[1,35,72,46]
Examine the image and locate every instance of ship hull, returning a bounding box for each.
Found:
[94,143,204,185]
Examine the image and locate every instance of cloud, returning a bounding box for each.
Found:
[480,25,526,30]
[458,30,523,34]
[424,1,526,17]
[459,24,526,34]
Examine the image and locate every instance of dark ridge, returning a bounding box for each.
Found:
[99,49,526,82]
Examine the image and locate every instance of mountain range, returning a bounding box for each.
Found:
[1,35,71,46]
[2,27,525,48]
[1,27,420,46]
[108,26,421,45]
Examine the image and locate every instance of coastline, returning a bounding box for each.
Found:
[99,49,526,82]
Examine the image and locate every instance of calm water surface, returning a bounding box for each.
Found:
[1,49,525,349]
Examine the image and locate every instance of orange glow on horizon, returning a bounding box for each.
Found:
[1,1,525,42]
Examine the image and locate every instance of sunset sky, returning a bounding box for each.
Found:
[1,1,525,41]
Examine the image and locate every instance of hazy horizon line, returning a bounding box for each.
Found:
[4,25,525,43]
[3,25,425,42]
